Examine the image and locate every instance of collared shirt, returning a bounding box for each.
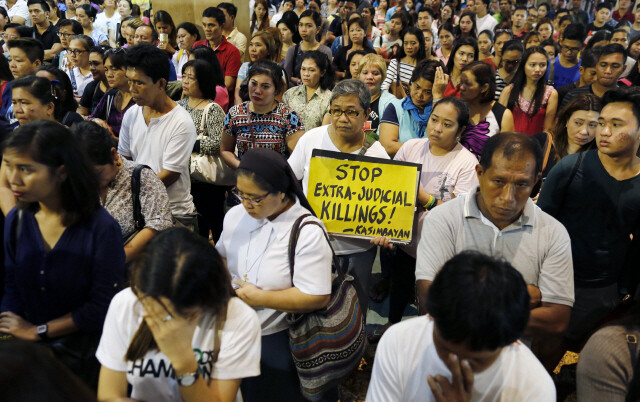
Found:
[0,0,29,25]
[226,27,247,58]
[415,189,574,307]
[282,85,331,131]
[192,37,241,78]
[32,22,60,50]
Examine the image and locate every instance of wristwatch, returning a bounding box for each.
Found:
[36,324,49,340]
[176,370,200,387]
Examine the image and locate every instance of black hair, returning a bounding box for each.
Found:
[507,46,548,117]
[456,11,477,39]
[514,4,528,13]
[480,132,543,175]
[72,120,116,165]
[27,0,50,12]
[35,65,78,114]
[411,58,447,83]
[90,45,109,58]
[425,251,530,351]
[77,4,97,21]
[217,2,237,18]
[2,120,100,226]
[433,96,469,130]
[558,14,573,27]
[502,38,524,54]
[585,30,612,49]
[438,22,455,38]
[7,38,44,63]
[612,28,630,40]
[397,26,427,61]
[125,228,234,361]
[615,20,632,29]
[15,25,33,38]
[299,9,322,28]
[446,37,478,74]
[561,23,586,42]
[0,55,12,82]
[552,93,600,159]
[601,86,640,129]
[345,17,375,52]
[596,1,613,11]
[247,59,287,95]
[461,60,496,103]
[11,75,64,120]
[202,6,225,26]
[190,46,225,88]
[418,5,435,18]
[125,43,170,83]
[58,18,83,34]
[599,42,627,60]
[154,10,177,47]
[104,47,127,69]
[581,48,599,69]
[540,38,559,57]
[345,50,367,79]
[537,2,550,10]
[182,59,217,101]
[302,50,335,90]
[176,21,201,41]
[277,11,302,44]
[478,29,494,42]
[70,34,95,50]
[389,10,411,34]
[0,5,7,18]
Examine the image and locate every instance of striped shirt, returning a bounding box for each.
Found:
[494,71,508,101]
[381,59,416,91]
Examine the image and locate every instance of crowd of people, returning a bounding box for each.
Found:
[0,0,639,400]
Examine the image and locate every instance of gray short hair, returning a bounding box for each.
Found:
[330,79,371,111]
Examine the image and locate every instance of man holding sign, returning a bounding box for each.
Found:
[288,79,391,314]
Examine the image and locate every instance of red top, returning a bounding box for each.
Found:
[612,10,635,23]
[443,80,461,98]
[482,58,497,70]
[511,85,554,135]
[193,37,242,78]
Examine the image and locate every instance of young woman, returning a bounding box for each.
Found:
[96,228,261,402]
[435,22,455,64]
[66,34,95,100]
[251,0,271,34]
[523,31,542,49]
[216,147,332,402]
[172,22,199,81]
[89,48,135,138]
[423,28,438,60]
[541,38,558,59]
[536,17,554,41]
[222,61,305,169]
[361,5,382,43]
[438,3,456,27]
[284,50,333,130]
[94,0,120,47]
[284,10,332,87]
[456,11,477,39]
[117,0,133,19]
[0,121,125,386]
[358,53,396,137]
[154,10,178,57]
[189,47,229,112]
[236,29,283,105]
[381,26,426,99]
[332,17,376,79]
[443,37,478,98]
[64,0,76,19]
[34,66,83,126]
[77,45,109,117]
[459,61,515,158]
[346,49,367,78]
[491,28,513,69]
[73,121,173,260]
[45,0,61,27]
[628,35,640,60]
[537,2,549,23]
[494,39,523,100]
[374,0,388,32]
[550,93,600,161]
[276,11,301,61]
[499,46,558,135]
[477,29,496,69]
[373,11,407,61]
[76,4,108,46]
[12,75,82,127]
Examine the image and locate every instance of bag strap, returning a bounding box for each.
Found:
[199,101,215,136]
[211,303,227,364]
[70,68,78,94]
[546,57,556,87]
[626,333,640,402]
[105,92,115,122]
[541,131,553,172]
[131,164,151,230]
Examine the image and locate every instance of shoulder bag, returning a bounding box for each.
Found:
[190,102,236,186]
[124,164,151,245]
[287,214,367,400]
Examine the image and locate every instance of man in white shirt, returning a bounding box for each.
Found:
[367,251,556,401]
[288,79,387,314]
[118,44,197,226]
[475,0,498,33]
[218,2,247,58]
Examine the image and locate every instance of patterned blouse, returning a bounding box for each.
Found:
[224,101,305,159]
[283,85,331,131]
[102,158,173,239]
[178,97,226,156]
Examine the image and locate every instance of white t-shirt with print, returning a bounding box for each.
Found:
[118,104,197,215]
[96,288,261,402]
[366,316,556,402]
[287,124,389,255]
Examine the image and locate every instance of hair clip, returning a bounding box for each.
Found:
[50,80,60,100]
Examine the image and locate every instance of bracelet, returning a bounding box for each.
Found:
[423,194,437,210]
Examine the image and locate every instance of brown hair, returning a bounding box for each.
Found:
[552,93,601,160]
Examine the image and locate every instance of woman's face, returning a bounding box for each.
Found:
[524,52,548,82]
[403,33,420,57]
[181,66,203,99]
[124,25,136,45]
[278,23,293,44]
[494,32,510,57]
[453,45,475,72]
[118,0,131,17]
[526,35,541,48]
[236,174,287,220]
[441,5,452,20]
[104,57,127,89]
[11,87,54,126]
[349,54,364,78]
[424,31,433,52]
[459,70,487,102]
[538,5,547,19]
[567,110,599,149]
[155,21,172,35]
[3,150,60,204]
[93,151,119,190]
[537,22,552,40]
[308,1,321,13]
[630,40,640,59]
[89,52,106,81]
[478,33,492,55]
[379,0,388,9]
[75,8,92,28]
[359,64,384,94]
[361,7,372,23]
[439,29,454,50]
[406,0,415,9]
[409,77,433,108]
[387,17,402,35]
[301,58,322,88]
[459,15,473,33]
[249,37,268,62]
[249,73,277,107]
[255,3,267,20]
[68,38,90,68]
[177,28,197,50]
[65,0,75,9]
[296,0,306,8]
[298,16,318,41]
[427,102,462,151]
[348,23,365,45]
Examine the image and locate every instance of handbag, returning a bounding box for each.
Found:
[123,164,151,245]
[190,102,236,186]
[286,214,367,401]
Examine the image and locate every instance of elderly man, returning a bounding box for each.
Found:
[415,133,574,340]
[288,79,388,314]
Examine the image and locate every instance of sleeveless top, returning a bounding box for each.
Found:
[460,102,506,159]
[511,85,554,135]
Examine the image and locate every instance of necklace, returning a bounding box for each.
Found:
[188,98,206,109]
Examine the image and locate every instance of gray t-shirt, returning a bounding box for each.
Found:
[415,190,575,307]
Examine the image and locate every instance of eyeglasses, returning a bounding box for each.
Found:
[67,49,88,56]
[58,32,75,38]
[503,59,521,65]
[561,44,581,53]
[232,188,270,206]
[495,29,513,35]
[330,108,362,118]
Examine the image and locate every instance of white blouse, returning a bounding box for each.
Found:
[216,198,333,336]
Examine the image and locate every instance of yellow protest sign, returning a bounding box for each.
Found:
[307,150,421,244]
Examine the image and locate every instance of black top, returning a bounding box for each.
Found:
[80,80,106,114]
[557,81,578,107]
[32,22,60,51]
[332,46,376,73]
[538,150,640,287]
[328,16,343,37]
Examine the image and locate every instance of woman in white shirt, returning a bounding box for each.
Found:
[216,147,333,402]
[96,228,261,402]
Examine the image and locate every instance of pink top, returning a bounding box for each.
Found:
[215,86,230,113]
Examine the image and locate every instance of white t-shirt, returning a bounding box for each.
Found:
[172,49,190,80]
[366,316,556,402]
[118,104,197,215]
[94,11,121,38]
[476,13,498,33]
[96,288,261,402]
[287,124,388,255]
[67,67,94,97]
[216,198,333,335]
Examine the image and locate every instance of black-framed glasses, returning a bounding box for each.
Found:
[330,108,361,118]
[67,49,88,56]
[58,32,74,38]
[232,188,270,206]
[560,44,581,53]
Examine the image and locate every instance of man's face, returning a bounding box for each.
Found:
[499,0,510,13]
[572,0,580,9]
[611,32,629,49]
[417,11,432,30]
[220,8,233,30]
[330,94,369,139]
[283,0,294,12]
[466,0,476,12]
[527,8,537,24]
[134,26,154,45]
[28,3,49,25]
[597,102,640,158]
[432,325,503,374]
[512,9,527,28]
[579,66,597,86]
[202,17,222,42]
[596,7,611,23]
[476,151,539,230]
[8,48,40,79]
[596,52,625,87]
[126,67,164,106]
[560,39,582,63]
